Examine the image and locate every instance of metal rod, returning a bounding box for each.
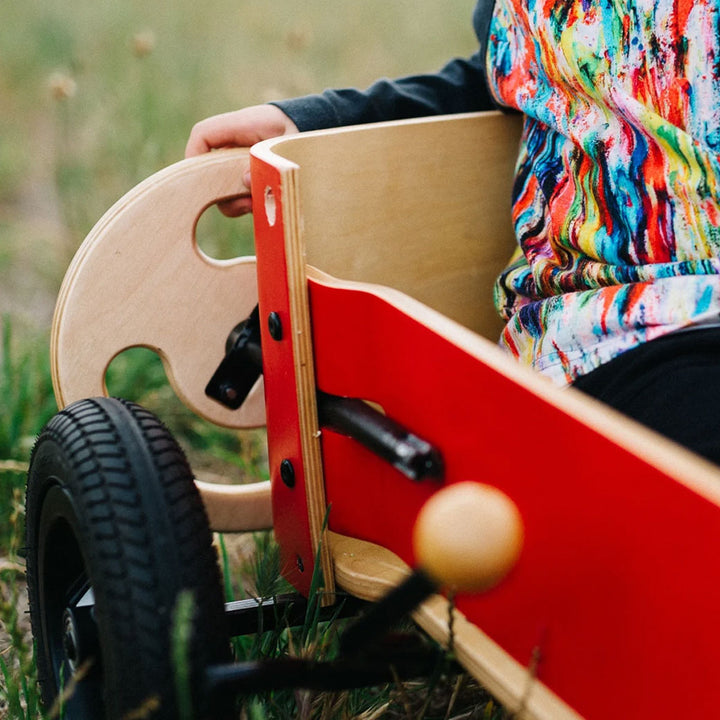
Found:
[224,593,368,637]
[205,650,440,695]
[339,569,438,656]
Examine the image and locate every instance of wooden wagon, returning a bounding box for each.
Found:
[26,112,720,719]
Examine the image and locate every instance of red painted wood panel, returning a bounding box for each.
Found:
[309,276,720,720]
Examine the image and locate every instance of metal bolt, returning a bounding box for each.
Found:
[219,383,238,403]
[280,459,295,488]
[268,312,283,341]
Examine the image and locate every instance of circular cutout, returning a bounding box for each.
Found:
[195,201,255,260]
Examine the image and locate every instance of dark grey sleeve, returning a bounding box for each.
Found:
[271,52,496,132]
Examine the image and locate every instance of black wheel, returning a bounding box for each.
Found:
[25,397,232,719]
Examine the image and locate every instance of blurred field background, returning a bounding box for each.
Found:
[0,0,490,717]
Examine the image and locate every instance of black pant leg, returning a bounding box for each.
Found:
[572,328,720,466]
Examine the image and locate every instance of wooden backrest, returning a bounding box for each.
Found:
[264,111,523,339]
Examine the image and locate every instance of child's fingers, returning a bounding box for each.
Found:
[185,116,245,157]
[185,106,298,158]
[217,195,253,217]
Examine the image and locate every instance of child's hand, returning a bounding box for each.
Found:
[185,105,299,216]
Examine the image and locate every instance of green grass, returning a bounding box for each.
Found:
[216,530,502,720]
[0,319,53,718]
[0,0,495,717]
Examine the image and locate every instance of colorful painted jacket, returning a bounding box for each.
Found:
[276,0,720,385]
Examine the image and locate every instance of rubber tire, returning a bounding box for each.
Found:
[25,397,231,719]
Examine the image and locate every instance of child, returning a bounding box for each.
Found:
[187,0,720,464]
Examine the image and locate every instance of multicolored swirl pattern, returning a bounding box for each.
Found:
[487,0,720,383]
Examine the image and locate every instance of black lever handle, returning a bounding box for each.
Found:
[317,391,443,481]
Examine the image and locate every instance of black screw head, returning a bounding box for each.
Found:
[268,312,283,341]
[219,383,239,403]
[280,459,295,488]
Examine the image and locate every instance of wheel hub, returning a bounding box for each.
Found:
[61,604,97,673]
[62,608,82,671]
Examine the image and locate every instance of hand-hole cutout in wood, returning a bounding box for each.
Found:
[195,202,255,261]
[264,186,277,227]
[105,346,269,483]
[50,148,264,430]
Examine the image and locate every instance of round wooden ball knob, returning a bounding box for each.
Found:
[413,482,523,593]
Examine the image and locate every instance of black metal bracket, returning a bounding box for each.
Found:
[205,305,263,409]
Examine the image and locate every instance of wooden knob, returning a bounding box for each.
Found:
[413,482,523,593]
